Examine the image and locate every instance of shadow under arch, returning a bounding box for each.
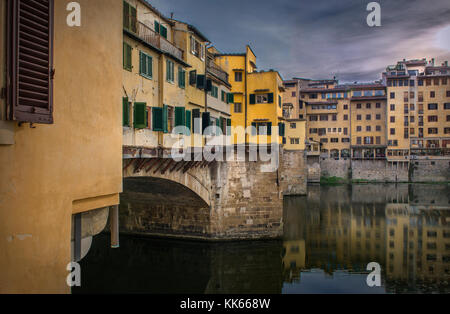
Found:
[120,177,211,238]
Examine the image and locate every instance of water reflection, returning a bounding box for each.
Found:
[283,184,450,293]
[74,184,450,294]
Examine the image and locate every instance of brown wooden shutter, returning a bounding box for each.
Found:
[7,0,54,124]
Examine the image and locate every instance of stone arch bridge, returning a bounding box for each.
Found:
[120,146,307,240]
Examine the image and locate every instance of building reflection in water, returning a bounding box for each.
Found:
[283,184,450,293]
[74,184,449,294]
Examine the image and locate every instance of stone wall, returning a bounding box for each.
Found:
[307,156,321,183]
[210,157,283,240]
[352,159,409,182]
[280,149,307,196]
[410,159,450,182]
[320,158,351,179]
[120,150,284,241]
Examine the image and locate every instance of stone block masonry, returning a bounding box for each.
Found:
[119,146,294,241]
[410,159,450,182]
[280,149,308,196]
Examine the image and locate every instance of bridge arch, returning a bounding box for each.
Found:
[123,158,213,206]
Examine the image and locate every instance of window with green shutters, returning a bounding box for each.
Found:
[139,51,152,79]
[123,97,130,126]
[178,67,186,88]
[154,21,167,39]
[123,42,132,71]
[175,107,185,128]
[185,110,191,131]
[227,93,234,104]
[268,93,274,104]
[278,122,286,136]
[166,60,174,83]
[160,25,167,39]
[210,85,218,98]
[250,94,256,104]
[226,118,232,135]
[221,91,226,102]
[278,95,282,108]
[123,1,137,33]
[133,102,147,129]
[152,107,164,131]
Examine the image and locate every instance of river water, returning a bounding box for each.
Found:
[73,184,450,294]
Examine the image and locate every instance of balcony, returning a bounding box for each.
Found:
[206,58,229,84]
[125,15,183,61]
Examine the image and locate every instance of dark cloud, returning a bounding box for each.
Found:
[149,0,450,83]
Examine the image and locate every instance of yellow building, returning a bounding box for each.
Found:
[0,0,122,293]
[284,119,306,150]
[300,85,351,158]
[348,83,387,159]
[214,46,285,145]
[383,59,450,160]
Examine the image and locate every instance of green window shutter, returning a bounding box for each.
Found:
[249,94,256,104]
[175,107,185,127]
[228,93,234,104]
[149,56,152,77]
[268,93,274,103]
[206,79,212,92]
[155,21,160,33]
[221,91,225,102]
[278,123,285,136]
[123,1,130,30]
[251,122,257,135]
[123,42,132,71]
[145,107,149,128]
[202,112,210,134]
[139,51,145,75]
[152,107,163,131]
[122,97,129,126]
[226,118,231,135]
[133,102,147,129]
[185,110,191,131]
[163,104,168,133]
[278,95,282,108]
[267,122,272,135]
[130,6,137,33]
[160,25,167,39]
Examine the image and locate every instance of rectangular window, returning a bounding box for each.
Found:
[390,116,395,123]
[376,125,381,132]
[366,126,371,132]
[123,1,137,33]
[428,103,438,110]
[376,136,381,145]
[428,116,438,122]
[235,71,243,82]
[390,128,395,135]
[133,102,147,129]
[7,0,55,124]
[444,103,450,109]
[344,114,348,121]
[152,107,164,131]
[166,60,174,82]
[123,42,132,71]
[356,126,362,132]
[390,92,395,99]
[430,91,435,98]
[234,103,242,113]
[366,114,371,120]
[139,51,153,79]
[178,67,186,88]
[309,115,318,121]
[428,128,438,134]
[189,70,197,85]
[390,104,395,111]
[357,115,362,121]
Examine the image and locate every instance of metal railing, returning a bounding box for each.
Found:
[207,58,229,84]
[125,14,184,60]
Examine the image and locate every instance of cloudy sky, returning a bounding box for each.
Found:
[150,0,450,83]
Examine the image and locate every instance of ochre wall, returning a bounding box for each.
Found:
[0,0,122,293]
